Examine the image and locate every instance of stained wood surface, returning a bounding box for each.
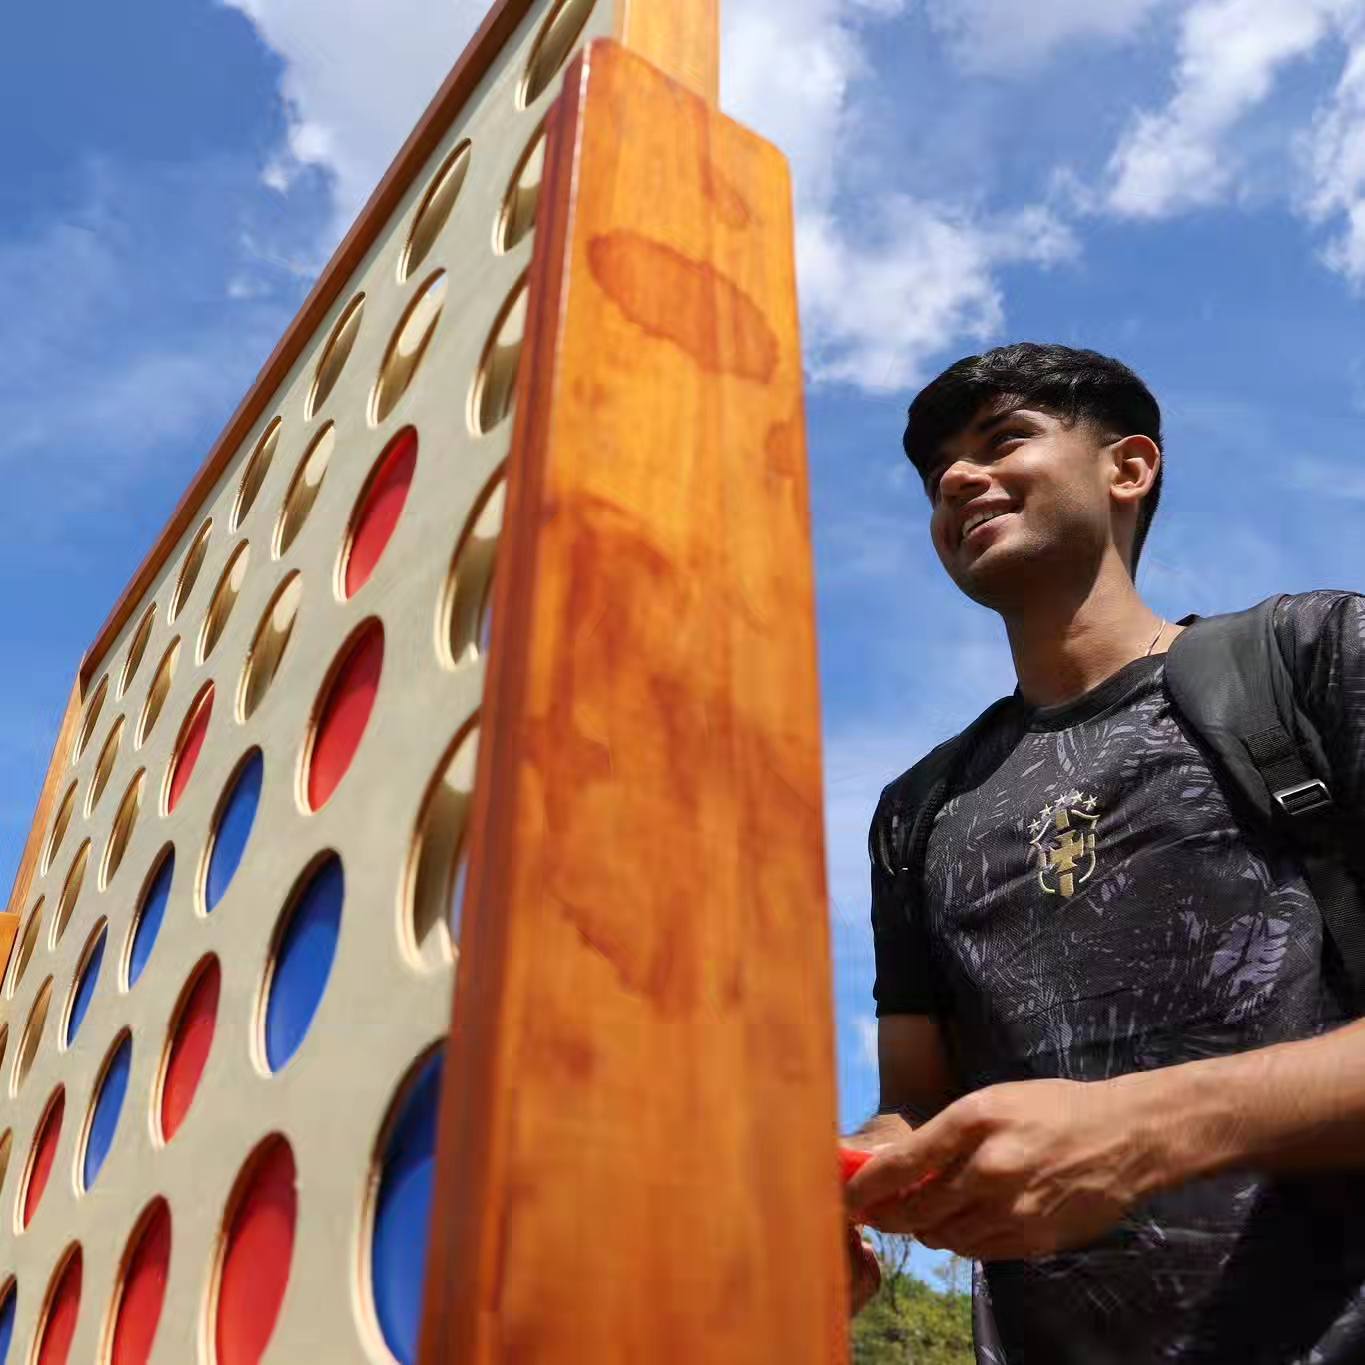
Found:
[422,39,847,1365]
[615,0,718,101]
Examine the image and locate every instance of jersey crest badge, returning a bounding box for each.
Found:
[1029,790,1099,898]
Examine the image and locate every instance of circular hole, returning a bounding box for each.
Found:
[307,292,365,420]
[305,622,383,812]
[497,123,546,254]
[8,900,43,998]
[233,419,281,531]
[42,784,77,876]
[342,429,418,599]
[108,1198,171,1365]
[204,751,263,913]
[137,639,180,749]
[371,272,447,426]
[72,676,109,765]
[169,519,213,625]
[34,1244,80,1365]
[402,141,471,282]
[64,920,107,1048]
[126,849,174,990]
[158,956,219,1143]
[520,0,596,107]
[102,772,145,891]
[118,603,157,701]
[470,278,527,435]
[85,717,126,818]
[0,1277,16,1362]
[0,1029,8,1077]
[261,855,343,1072]
[0,1132,10,1200]
[239,575,302,722]
[166,685,213,816]
[275,424,334,557]
[79,1031,129,1193]
[199,542,250,664]
[214,1136,297,1365]
[367,1048,443,1363]
[21,1086,63,1230]
[407,722,479,970]
[443,473,506,668]
[52,843,90,948]
[14,978,52,1096]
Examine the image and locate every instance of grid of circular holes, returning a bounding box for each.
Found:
[119,602,157,701]
[443,471,506,669]
[72,675,109,765]
[240,575,301,723]
[102,772,145,891]
[471,277,528,435]
[13,978,52,1097]
[169,519,212,625]
[137,638,180,749]
[401,141,470,282]
[232,418,281,531]
[41,783,76,877]
[520,0,597,108]
[372,272,447,426]
[52,841,89,947]
[307,292,365,420]
[408,722,479,971]
[86,716,125,817]
[275,424,334,557]
[199,541,250,664]
[497,123,546,255]
[8,900,43,998]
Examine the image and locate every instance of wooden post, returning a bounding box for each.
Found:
[421,39,847,1365]
[615,0,719,102]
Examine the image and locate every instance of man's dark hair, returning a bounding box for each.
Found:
[903,342,1164,571]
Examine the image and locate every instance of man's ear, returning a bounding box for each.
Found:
[1108,434,1160,508]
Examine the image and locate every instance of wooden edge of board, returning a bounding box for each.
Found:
[422,38,847,1364]
[4,677,84,926]
[80,0,716,688]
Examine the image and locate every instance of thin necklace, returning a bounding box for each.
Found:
[1145,620,1168,657]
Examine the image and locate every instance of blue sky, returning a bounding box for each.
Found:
[3,0,1364,1281]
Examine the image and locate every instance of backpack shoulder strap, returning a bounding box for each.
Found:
[1165,596,1365,1000]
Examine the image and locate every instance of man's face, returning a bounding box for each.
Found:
[921,403,1118,610]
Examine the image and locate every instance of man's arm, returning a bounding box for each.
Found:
[849,1014,958,1144]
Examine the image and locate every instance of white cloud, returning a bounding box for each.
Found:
[1303,34,1365,283]
[926,0,1168,75]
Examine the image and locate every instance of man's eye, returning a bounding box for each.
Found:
[992,429,1026,447]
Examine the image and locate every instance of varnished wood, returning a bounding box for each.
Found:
[615,0,718,101]
[422,40,845,1364]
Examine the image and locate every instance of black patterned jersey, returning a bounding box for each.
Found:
[870,591,1365,1364]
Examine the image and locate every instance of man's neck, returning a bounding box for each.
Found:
[1003,556,1168,708]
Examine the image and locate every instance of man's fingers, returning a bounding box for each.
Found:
[845,1108,964,1215]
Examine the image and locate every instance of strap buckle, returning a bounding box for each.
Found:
[1273,778,1334,818]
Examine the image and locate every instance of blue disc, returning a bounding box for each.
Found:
[129,851,174,988]
[67,924,106,1046]
[0,1280,14,1361]
[372,1052,443,1365]
[83,1035,131,1190]
[264,855,343,1071]
[206,751,263,912]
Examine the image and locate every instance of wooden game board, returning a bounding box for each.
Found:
[0,3,846,1362]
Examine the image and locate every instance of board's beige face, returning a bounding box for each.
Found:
[0,0,613,1358]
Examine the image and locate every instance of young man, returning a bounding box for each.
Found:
[843,344,1365,1362]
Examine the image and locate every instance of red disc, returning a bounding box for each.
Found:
[24,1088,65,1228]
[161,959,220,1142]
[111,1200,171,1365]
[168,686,214,814]
[839,1146,872,1182]
[36,1247,81,1365]
[216,1138,297,1365]
[344,429,417,599]
[307,623,383,811]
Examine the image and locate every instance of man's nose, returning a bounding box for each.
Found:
[938,460,989,500]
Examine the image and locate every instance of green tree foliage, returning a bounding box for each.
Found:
[851,1241,974,1365]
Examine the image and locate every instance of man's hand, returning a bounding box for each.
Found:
[846,1223,881,1315]
[845,1078,1158,1261]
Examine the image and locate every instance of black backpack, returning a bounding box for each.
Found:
[882,595,1365,1001]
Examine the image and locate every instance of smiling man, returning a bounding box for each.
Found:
[843,343,1365,1363]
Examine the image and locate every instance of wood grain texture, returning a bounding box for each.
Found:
[422,40,847,1365]
[4,678,82,923]
[615,0,718,100]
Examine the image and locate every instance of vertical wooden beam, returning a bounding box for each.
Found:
[421,39,846,1365]
[615,0,719,102]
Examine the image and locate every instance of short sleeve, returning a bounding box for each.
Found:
[869,792,942,1017]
